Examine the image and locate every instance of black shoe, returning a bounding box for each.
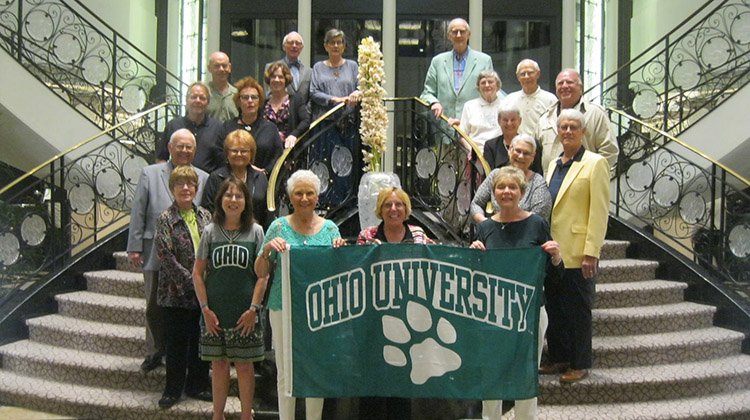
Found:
[185,389,213,402]
[158,394,179,409]
[140,354,163,373]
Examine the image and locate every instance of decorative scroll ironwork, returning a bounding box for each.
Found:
[610,109,750,284]
[592,0,750,137]
[0,0,184,131]
[0,104,176,307]
[267,98,489,244]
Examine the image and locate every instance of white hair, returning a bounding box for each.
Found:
[510,134,537,154]
[558,108,585,127]
[286,169,321,196]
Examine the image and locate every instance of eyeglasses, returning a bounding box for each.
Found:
[228,148,252,155]
[174,181,197,188]
[326,40,344,46]
[449,29,468,35]
[240,94,260,102]
[285,40,303,46]
[512,149,534,157]
[559,123,582,132]
[517,71,536,77]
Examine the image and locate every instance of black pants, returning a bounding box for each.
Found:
[359,397,411,420]
[161,306,210,397]
[545,268,595,370]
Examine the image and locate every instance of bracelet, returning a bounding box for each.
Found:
[200,302,208,309]
[250,303,263,312]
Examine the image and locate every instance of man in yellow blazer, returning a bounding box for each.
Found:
[542,108,610,383]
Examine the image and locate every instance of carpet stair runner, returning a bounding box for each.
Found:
[535,240,750,419]
[0,240,748,419]
[0,252,279,419]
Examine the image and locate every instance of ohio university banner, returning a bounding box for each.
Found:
[279,243,545,400]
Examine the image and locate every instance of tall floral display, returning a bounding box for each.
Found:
[357,36,388,172]
[356,36,400,230]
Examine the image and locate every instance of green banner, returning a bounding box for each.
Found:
[280,243,545,400]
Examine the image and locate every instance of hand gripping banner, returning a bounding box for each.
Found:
[280,243,545,400]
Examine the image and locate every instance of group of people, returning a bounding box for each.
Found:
[419,17,614,420]
[123,18,615,420]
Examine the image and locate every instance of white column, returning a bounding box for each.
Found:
[469,0,482,51]
[299,0,312,67]
[383,0,396,172]
[561,0,577,69]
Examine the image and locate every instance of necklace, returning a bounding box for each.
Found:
[219,224,241,243]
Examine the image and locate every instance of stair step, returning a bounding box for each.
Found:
[0,340,278,406]
[26,314,144,358]
[113,251,141,273]
[592,327,745,368]
[56,291,145,326]
[537,388,750,419]
[593,302,715,336]
[595,279,686,308]
[0,340,163,392]
[85,270,143,298]
[539,354,750,404]
[597,259,658,284]
[0,370,283,420]
[599,240,629,260]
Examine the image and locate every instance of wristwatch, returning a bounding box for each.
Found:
[250,303,263,312]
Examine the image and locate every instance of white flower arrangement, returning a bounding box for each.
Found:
[357,36,387,172]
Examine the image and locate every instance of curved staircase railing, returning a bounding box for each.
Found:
[609,107,750,294]
[267,97,490,243]
[0,0,184,129]
[589,0,750,136]
[0,103,176,318]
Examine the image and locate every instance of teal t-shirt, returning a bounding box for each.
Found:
[258,216,341,310]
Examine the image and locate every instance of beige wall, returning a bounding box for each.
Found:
[78,0,157,59]
[630,0,704,57]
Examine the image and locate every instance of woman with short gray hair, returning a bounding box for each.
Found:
[255,169,346,420]
[451,70,504,151]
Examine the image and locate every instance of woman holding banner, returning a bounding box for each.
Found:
[469,166,562,420]
[357,187,433,246]
[356,186,433,419]
[255,169,347,420]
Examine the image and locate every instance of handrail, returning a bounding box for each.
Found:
[267,102,346,212]
[0,103,170,196]
[66,0,183,85]
[607,108,750,187]
[411,96,492,176]
[608,106,750,286]
[584,0,750,141]
[0,0,186,132]
[586,0,726,96]
[267,98,493,213]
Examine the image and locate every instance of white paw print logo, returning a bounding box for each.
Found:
[381,301,462,385]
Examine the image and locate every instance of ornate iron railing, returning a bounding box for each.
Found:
[267,98,490,243]
[0,0,184,130]
[0,103,176,310]
[609,108,750,286]
[591,0,750,136]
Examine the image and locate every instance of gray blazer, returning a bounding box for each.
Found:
[126,161,208,271]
